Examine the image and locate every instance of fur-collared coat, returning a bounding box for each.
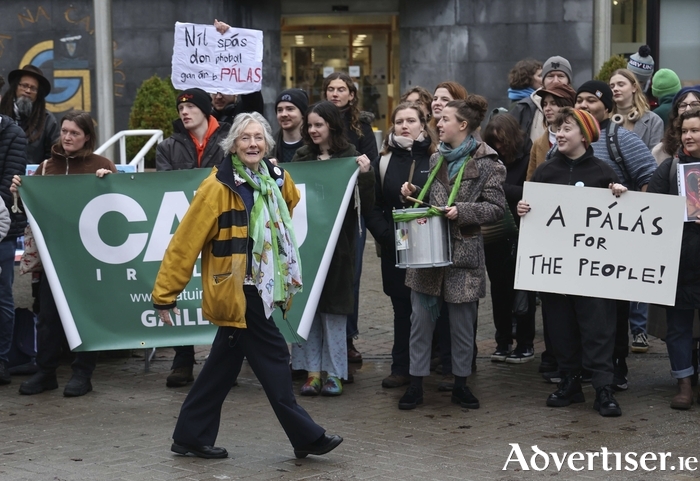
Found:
[405,142,506,303]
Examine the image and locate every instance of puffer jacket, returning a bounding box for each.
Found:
[155,118,230,171]
[647,149,700,308]
[292,143,375,314]
[0,114,28,239]
[405,142,506,303]
[19,110,58,165]
[152,157,300,327]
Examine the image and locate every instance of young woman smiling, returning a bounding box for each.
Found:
[429,81,468,133]
[398,95,506,411]
[365,102,437,389]
[291,101,375,396]
[609,68,664,149]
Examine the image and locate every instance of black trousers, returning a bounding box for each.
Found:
[37,274,98,376]
[542,293,616,389]
[614,300,630,360]
[390,294,411,376]
[172,286,325,449]
[172,345,195,369]
[484,238,535,349]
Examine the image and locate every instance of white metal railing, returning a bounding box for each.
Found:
[94,130,164,172]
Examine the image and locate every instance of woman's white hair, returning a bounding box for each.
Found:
[219,112,276,155]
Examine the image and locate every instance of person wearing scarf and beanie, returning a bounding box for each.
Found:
[398,96,506,410]
[152,112,342,460]
[519,107,628,417]
[365,102,437,389]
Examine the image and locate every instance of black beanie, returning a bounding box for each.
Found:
[576,80,614,112]
[177,88,212,118]
[276,89,309,115]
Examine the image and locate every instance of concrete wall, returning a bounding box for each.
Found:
[0,0,281,139]
[399,0,595,114]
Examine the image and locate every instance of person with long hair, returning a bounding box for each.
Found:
[290,101,375,396]
[481,113,536,364]
[0,65,59,164]
[365,102,437,388]
[12,110,116,397]
[398,95,506,410]
[429,81,468,133]
[322,72,377,364]
[647,107,700,410]
[609,68,664,149]
[654,86,700,164]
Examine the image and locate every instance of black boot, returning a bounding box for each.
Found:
[546,372,584,407]
[19,371,58,395]
[594,385,622,417]
[63,374,93,397]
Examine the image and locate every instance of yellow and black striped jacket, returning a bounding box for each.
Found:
[152,157,300,327]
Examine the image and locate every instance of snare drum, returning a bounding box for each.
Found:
[393,207,452,268]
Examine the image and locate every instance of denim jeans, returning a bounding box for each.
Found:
[0,239,16,363]
[346,217,365,339]
[664,308,696,379]
[629,302,648,335]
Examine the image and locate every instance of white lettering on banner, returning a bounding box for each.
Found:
[141,309,210,328]
[79,186,309,265]
[514,182,686,305]
[172,22,264,95]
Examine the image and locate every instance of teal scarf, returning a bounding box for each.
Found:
[231,156,302,317]
[439,135,478,179]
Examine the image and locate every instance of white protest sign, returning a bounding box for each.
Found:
[171,22,263,94]
[514,182,686,305]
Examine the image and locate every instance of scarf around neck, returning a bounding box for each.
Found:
[439,135,478,179]
[386,131,426,151]
[508,87,535,101]
[231,155,302,317]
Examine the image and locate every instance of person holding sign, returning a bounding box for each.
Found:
[290,101,374,396]
[13,110,117,397]
[153,112,342,459]
[398,96,506,410]
[647,107,700,410]
[517,107,627,417]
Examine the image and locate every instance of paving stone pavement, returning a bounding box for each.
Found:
[1,236,699,480]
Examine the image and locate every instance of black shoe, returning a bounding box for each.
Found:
[547,374,585,407]
[294,434,343,459]
[538,357,558,373]
[505,346,535,364]
[580,369,593,383]
[398,385,423,410]
[19,371,58,395]
[491,345,511,362]
[594,385,622,417]
[171,442,228,459]
[166,366,194,387]
[63,374,93,397]
[612,358,628,391]
[451,385,480,409]
[542,370,563,384]
[0,361,10,385]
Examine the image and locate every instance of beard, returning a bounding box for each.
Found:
[15,96,33,118]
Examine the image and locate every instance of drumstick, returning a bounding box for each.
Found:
[407,160,415,185]
[405,196,445,212]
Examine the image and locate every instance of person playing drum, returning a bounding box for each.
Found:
[398,95,506,410]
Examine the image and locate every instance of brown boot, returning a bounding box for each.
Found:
[670,377,693,410]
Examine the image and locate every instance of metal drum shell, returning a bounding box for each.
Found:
[394,207,452,268]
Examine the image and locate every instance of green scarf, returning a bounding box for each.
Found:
[231,155,302,317]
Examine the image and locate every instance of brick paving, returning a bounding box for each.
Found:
[1,236,699,480]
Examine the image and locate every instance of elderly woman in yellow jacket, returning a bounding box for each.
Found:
[152,112,341,460]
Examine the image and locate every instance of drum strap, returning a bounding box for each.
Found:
[415,155,472,208]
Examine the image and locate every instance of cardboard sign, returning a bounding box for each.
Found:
[514,182,686,305]
[171,22,263,94]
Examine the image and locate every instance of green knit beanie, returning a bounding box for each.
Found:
[652,69,682,99]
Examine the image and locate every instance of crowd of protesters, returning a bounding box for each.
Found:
[1,26,700,459]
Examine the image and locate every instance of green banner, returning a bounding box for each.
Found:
[20,158,359,351]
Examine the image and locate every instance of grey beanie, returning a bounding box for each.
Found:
[541,56,573,83]
[627,45,654,87]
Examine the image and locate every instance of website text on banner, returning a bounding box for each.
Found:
[514,182,685,306]
[18,159,359,352]
[171,22,263,94]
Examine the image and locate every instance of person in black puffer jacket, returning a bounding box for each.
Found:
[0,114,27,384]
[366,102,436,388]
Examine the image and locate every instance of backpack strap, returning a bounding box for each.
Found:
[605,123,632,187]
[378,153,391,187]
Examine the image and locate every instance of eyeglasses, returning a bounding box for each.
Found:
[678,101,700,111]
[18,82,38,93]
